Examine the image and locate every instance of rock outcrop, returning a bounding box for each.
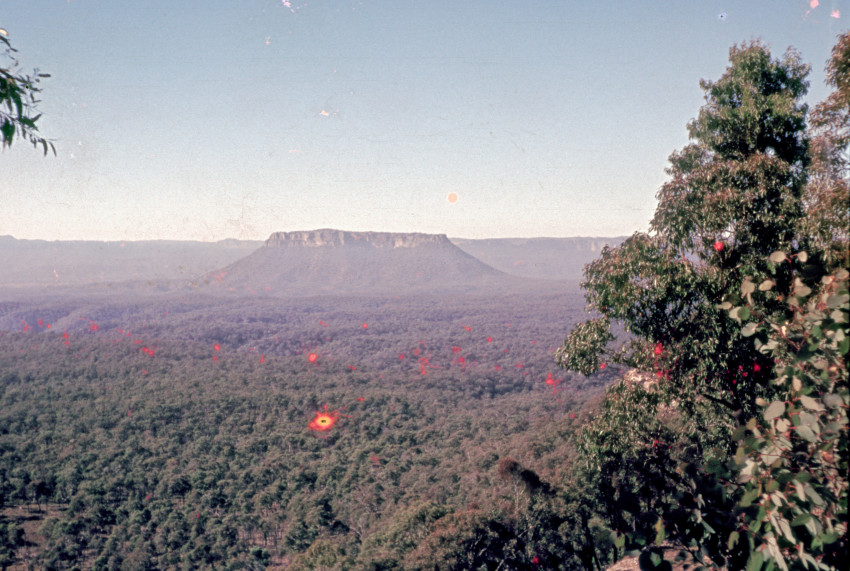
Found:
[266,229,451,249]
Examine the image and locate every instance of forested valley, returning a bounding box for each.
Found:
[0,290,620,569]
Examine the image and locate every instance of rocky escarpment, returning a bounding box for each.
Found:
[265,229,452,249]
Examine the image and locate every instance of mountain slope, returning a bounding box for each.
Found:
[450,236,626,280]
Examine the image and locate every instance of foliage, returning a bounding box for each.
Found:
[724,255,848,570]
[557,37,849,569]
[0,29,54,155]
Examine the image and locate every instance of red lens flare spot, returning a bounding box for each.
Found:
[309,414,335,431]
[308,405,347,432]
[452,346,461,354]
[412,349,420,356]
[599,362,607,370]
[212,355,218,363]
[213,344,220,351]
[464,326,472,331]
[713,240,724,252]
[308,352,318,363]
[654,343,663,355]
[487,337,493,343]
[38,318,43,327]
[348,365,357,371]
[362,323,368,329]
[753,363,761,372]
[260,355,265,364]
[398,353,405,359]
[90,323,98,332]
[357,397,365,401]
[319,320,328,327]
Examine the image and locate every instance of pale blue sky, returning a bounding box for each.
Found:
[1,1,845,241]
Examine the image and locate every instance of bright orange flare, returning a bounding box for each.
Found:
[309,414,336,431]
[308,405,347,433]
[447,192,458,203]
[308,352,318,363]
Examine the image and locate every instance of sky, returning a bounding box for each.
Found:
[0,1,846,242]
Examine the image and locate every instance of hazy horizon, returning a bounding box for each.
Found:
[2,1,844,242]
[0,228,629,243]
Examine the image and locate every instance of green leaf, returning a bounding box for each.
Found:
[790,513,811,526]
[614,533,625,549]
[778,518,795,544]
[798,395,823,411]
[740,488,759,508]
[794,278,812,297]
[728,530,740,550]
[804,484,824,506]
[764,401,785,420]
[796,425,817,442]
[827,293,849,309]
[746,550,765,571]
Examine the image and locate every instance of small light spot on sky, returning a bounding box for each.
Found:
[447,192,459,204]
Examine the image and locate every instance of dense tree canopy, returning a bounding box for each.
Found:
[558,37,849,569]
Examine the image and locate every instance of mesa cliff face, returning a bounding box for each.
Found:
[266,229,451,249]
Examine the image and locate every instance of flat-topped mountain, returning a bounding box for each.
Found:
[196,229,541,296]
